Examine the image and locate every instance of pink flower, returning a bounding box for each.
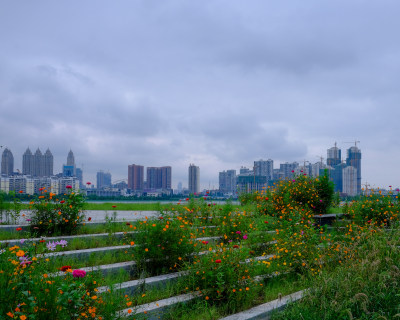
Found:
[72,269,86,278]
[66,185,72,189]
[243,234,248,240]
[236,231,241,234]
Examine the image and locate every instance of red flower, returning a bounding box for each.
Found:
[202,241,209,245]
[215,259,222,263]
[186,198,189,201]
[66,185,72,189]
[19,190,23,194]
[60,265,72,272]
[126,222,130,226]
[159,217,164,220]
[88,217,92,221]
[60,200,65,204]
[40,239,45,243]
[16,227,22,231]
[112,205,116,208]
[72,269,86,278]
[233,245,239,248]
[264,221,268,224]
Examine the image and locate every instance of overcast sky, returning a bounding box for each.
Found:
[1,1,400,190]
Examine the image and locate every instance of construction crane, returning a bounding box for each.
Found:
[343,140,361,148]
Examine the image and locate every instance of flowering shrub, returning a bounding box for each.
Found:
[186,244,260,311]
[132,216,196,274]
[254,172,334,218]
[343,191,400,227]
[29,188,86,236]
[0,242,106,319]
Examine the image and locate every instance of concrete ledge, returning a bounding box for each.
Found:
[0,231,137,246]
[118,291,201,319]
[219,289,305,320]
[39,244,132,259]
[51,261,137,277]
[97,271,188,295]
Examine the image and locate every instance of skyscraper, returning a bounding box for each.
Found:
[67,150,75,166]
[146,166,172,190]
[219,170,237,194]
[188,164,200,194]
[1,148,14,176]
[63,150,76,176]
[23,148,34,175]
[43,149,53,177]
[342,165,358,196]
[327,143,341,167]
[34,148,44,177]
[254,159,274,180]
[128,164,144,191]
[346,145,361,194]
[97,171,112,189]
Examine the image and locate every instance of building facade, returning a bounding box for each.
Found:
[128,164,144,191]
[97,171,112,189]
[188,164,200,194]
[1,148,14,176]
[254,159,274,180]
[219,170,237,194]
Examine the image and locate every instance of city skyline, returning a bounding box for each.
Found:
[1,2,400,190]
[0,142,376,194]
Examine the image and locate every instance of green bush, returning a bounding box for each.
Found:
[132,216,196,274]
[29,188,86,236]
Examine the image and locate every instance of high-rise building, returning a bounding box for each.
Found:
[97,171,112,189]
[279,162,299,179]
[219,170,237,194]
[346,145,361,194]
[254,159,274,180]
[327,143,341,167]
[342,166,358,196]
[147,167,161,189]
[75,168,83,188]
[67,150,75,166]
[146,166,172,190]
[188,164,200,194]
[128,164,144,191]
[33,148,44,177]
[43,148,53,177]
[23,148,34,175]
[1,148,14,176]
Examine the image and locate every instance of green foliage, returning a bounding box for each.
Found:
[186,244,261,312]
[344,192,400,227]
[0,191,21,224]
[271,227,400,320]
[29,188,86,236]
[132,216,196,274]
[313,170,335,214]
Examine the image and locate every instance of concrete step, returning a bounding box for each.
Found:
[0,231,137,246]
[38,244,132,260]
[218,289,305,320]
[117,291,202,319]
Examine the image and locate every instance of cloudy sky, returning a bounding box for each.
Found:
[1,0,399,190]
